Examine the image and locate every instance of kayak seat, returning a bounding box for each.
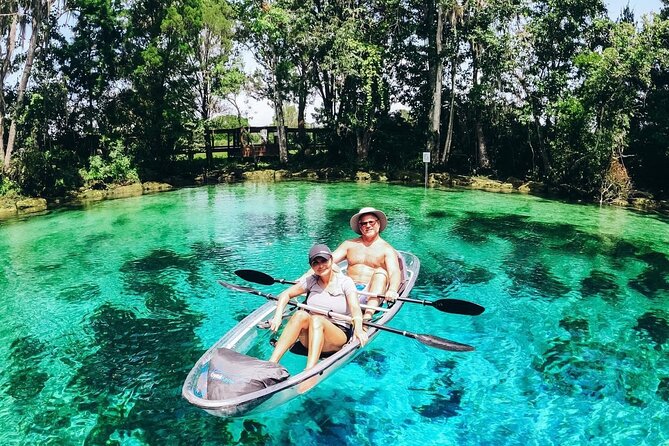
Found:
[269,337,336,359]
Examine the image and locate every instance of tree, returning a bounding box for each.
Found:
[2,0,57,173]
[426,0,445,161]
[508,0,607,179]
[236,1,293,162]
[442,0,464,165]
[553,15,669,201]
[121,0,203,168]
[279,0,320,151]
[463,0,493,171]
[195,0,236,124]
[312,1,392,162]
[619,14,669,197]
[273,104,297,127]
[0,3,19,170]
[56,0,124,153]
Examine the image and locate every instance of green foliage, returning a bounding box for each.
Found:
[0,177,19,197]
[368,111,422,175]
[212,62,246,100]
[627,15,669,195]
[207,114,249,129]
[565,16,668,198]
[272,105,297,127]
[79,143,140,185]
[2,0,669,202]
[548,96,607,193]
[16,148,83,197]
[121,0,204,166]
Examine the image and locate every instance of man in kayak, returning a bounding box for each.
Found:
[268,244,368,370]
[331,207,402,323]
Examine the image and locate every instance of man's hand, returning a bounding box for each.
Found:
[385,290,399,302]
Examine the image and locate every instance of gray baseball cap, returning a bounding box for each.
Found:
[308,244,332,263]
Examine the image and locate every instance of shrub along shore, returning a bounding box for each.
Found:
[1,167,667,222]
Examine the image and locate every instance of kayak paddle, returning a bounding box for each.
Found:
[218,280,475,352]
[234,269,485,316]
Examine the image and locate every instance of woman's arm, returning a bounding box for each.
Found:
[269,282,306,332]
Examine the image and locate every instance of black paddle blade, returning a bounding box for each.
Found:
[414,334,475,352]
[433,298,485,316]
[235,269,275,286]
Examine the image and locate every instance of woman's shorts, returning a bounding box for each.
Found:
[335,323,353,342]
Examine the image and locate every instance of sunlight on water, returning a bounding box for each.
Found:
[1,182,668,445]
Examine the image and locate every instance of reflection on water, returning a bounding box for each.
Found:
[0,182,668,445]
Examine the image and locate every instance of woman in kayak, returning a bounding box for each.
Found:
[268,243,368,369]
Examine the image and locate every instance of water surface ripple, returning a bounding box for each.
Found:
[1,182,668,445]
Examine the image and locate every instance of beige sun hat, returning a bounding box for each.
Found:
[350,207,388,234]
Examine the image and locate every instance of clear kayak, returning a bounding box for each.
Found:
[181,251,420,418]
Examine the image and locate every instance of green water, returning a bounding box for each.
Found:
[1,182,668,445]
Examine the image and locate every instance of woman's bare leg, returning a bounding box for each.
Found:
[269,310,310,363]
[305,316,347,369]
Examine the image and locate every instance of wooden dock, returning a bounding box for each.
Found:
[193,126,328,161]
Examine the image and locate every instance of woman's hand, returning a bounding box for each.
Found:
[269,313,283,332]
[354,327,368,347]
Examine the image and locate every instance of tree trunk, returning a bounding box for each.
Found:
[316,67,335,126]
[475,121,490,169]
[297,69,307,151]
[199,28,212,123]
[530,96,551,175]
[441,28,458,164]
[426,1,444,161]
[356,127,372,161]
[199,29,212,165]
[0,13,18,170]
[471,41,490,170]
[273,83,288,163]
[513,71,551,176]
[5,14,40,171]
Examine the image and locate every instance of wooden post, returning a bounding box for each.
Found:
[205,128,213,167]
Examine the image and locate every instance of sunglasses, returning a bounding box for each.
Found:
[358,219,378,227]
[310,257,330,267]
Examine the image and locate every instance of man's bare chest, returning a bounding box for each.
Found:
[347,247,384,267]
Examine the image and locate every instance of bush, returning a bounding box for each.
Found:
[79,141,140,185]
[16,148,82,197]
[0,176,19,197]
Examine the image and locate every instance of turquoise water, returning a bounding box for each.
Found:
[1,182,668,445]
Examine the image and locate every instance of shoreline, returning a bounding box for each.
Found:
[1,168,667,221]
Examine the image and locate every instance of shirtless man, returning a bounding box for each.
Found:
[331,207,401,322]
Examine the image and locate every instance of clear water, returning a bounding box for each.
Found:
[1,182,668,445]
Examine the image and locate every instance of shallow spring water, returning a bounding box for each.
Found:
[0,182,668,445]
